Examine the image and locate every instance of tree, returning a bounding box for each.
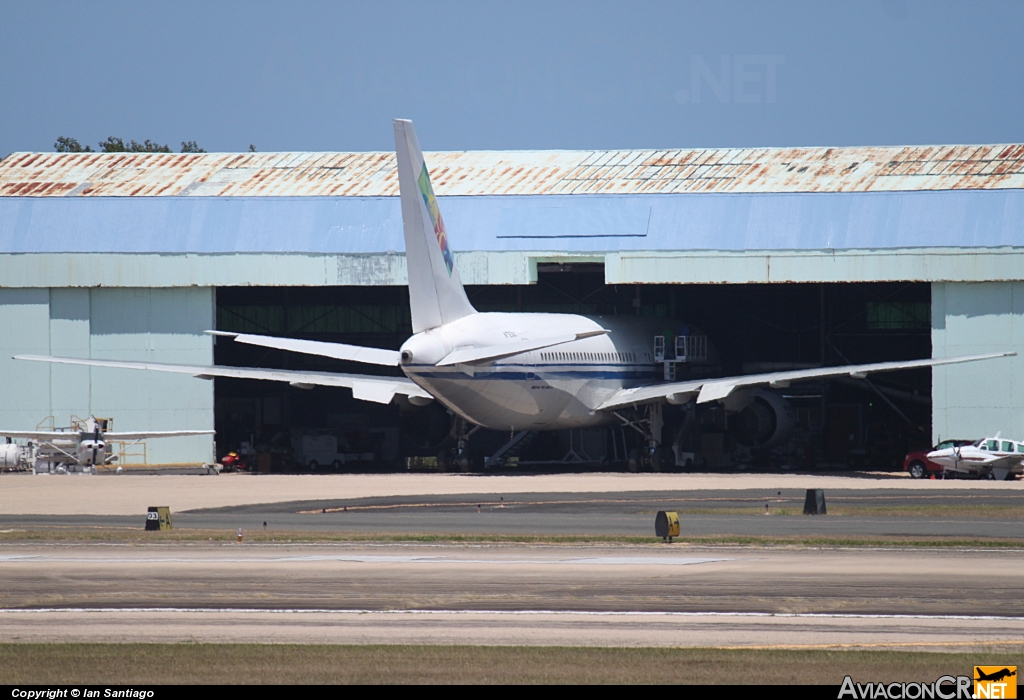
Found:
[98,137,171,153]
[55,136,208,153]
[54,136,94,153]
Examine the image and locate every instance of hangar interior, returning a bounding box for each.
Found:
[2,144,1023,471]
[214,272,932,471]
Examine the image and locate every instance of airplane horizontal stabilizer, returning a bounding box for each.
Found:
[437,330,610,366]
[13,355,431,405]
[597,351,1017,410]
[208,331,400,366]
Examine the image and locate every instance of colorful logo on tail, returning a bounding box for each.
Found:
[417,162,455,276]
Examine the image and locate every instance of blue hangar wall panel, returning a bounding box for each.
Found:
[3,189,1024,255]
[932,282,1024,445]
[0,287,215,465]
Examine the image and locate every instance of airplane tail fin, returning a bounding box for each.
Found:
[394,119,476,333]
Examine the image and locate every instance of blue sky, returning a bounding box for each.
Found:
[2,1,1022,156]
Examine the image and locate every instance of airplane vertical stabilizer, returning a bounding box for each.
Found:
[394,119,477,333]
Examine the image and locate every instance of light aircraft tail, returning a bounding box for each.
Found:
[394,118,476,333]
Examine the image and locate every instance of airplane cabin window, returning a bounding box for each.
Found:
[1003,441,1015,452]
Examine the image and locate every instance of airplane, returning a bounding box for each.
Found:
[927,435,1024,481]
[14,119,1017,471]
[975,668,1017,683]
[0,417,215,470]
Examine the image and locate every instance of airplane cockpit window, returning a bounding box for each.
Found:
[936,441,953,450]
[986,440,998,451]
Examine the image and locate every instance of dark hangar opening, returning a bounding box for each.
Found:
[213,275,931,473]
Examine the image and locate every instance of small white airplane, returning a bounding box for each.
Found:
[15,120,1016,471]
[0,417,214,468]
[927,435,1024,481]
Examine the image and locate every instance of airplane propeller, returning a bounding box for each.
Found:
[92,426,100,466]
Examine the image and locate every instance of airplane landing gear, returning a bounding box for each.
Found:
[616,403,667,473]
[438,416,482,472]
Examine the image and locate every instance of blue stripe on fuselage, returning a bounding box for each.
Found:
[404,363,661,381]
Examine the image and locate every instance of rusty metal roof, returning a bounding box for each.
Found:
[3,143,1024,197]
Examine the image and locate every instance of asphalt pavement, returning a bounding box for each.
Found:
[3,488,1021,538]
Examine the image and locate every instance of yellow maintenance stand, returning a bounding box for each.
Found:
[655,510,680,543]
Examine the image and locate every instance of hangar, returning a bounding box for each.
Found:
[1,144,1023,469]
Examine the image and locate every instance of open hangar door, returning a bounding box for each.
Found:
[214,271,931,472]
[213,286,412,472]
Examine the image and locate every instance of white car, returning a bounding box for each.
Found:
[927,435,1024,481]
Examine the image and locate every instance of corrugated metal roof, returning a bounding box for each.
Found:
[2,143,1024,197]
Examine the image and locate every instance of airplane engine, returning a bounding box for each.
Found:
[76,439,106,466]
[723,388,796,448]
[0,443,19,468]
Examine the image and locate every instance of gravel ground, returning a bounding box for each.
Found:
[2,471,1021,516]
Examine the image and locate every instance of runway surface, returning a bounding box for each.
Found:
[2,544,1021,648]
[4,488,1022,538]
[5,609,1022,649]
[3,473,1022,650]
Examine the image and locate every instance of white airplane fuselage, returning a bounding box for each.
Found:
[927,440,1024,480]
[400,312,665,430]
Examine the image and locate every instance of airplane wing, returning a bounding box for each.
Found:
[14,355,432,405]
[105,430,216,440]
[597,351,1016,411]
[0,430,84,440]
[981,455,1024,470]
[208,331,401,366]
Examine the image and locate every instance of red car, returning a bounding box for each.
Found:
[903,439,975,478]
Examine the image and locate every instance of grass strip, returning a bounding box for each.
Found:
[1,527,1023,548]
[1,644,1021,684]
